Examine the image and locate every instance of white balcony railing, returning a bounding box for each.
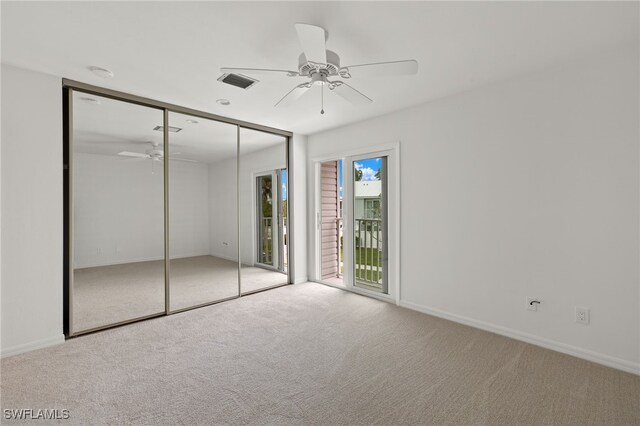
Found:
[354,218,383,289]
[259,217,273,265]
[260,216,288,271]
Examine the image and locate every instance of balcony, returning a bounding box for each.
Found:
[354,218,383,291]
[327,218,384,291]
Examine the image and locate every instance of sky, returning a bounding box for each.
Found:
[338,157,382,198]
[281,158,380,201]
[280,158,380,200]
[282,169,287,200]
[354,158,382,182]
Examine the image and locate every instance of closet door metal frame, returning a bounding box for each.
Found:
[63,79,293,337]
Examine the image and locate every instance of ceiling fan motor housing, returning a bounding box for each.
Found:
[298,50,341,77]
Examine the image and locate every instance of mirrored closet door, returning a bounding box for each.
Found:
[66,82,292,336]
[71,93,165,334]
[239,128,289,294]
[168,113,239,312]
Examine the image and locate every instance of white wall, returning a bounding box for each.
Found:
[73,153,209,268]
[74,142,290,269]
[291,134,308,283]
[169,160,210,259]
[1,65,64,356]
[208,158,237,261]
[73,153,163,267]
[0,64,298,357]
[307,45,640,373]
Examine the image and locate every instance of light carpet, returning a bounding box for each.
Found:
[2,283,638,425]
[73,255,287,332]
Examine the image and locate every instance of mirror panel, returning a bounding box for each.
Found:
[72,93,165,333]
[168,112,239,311]
[69,87,291,334]
[239,128,288,294]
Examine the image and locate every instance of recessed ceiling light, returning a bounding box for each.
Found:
[186,119,199,124]
[88,66,114,79]
[153,125,182,133]
[80,96,101,105]
[216,99,231,106]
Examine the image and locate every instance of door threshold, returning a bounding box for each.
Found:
[317,277,346,288]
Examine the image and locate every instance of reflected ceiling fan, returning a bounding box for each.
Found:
[117,141,197,163]
[220,23,418,114]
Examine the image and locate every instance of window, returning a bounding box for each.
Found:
[364,199,381,219]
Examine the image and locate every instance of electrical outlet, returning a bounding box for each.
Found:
[575,307,590,325]
[526,297,540,312]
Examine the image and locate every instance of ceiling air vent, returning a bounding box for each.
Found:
[217,73,258,90]
[153,125,182,133]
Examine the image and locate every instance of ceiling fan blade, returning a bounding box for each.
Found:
[340,60,418,78]
[295,23,327,64]
[170,158,198,163]
[275,83,312,107]
[220,67,299,77]
[132,140,161,145]
[330,82,373,105]
[118,151,150,159]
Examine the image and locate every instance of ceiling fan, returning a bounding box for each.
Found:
[117,141,197,163]
[220,23,418,113]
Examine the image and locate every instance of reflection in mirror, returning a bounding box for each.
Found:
[72,93,165,333]
[239,128,288,294]
[168,113,238,311]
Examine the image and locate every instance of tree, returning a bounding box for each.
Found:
[261,178,272,217]
[355,169,363,181]
[374,168,381,180]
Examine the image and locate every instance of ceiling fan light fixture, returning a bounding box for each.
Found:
[310,72,330,86]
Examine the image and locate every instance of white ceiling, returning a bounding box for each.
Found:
[2,2,638,135]
[73,93,285,164]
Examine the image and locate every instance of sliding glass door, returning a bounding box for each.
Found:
[256,170,287,271]
[351,155,388,294]
[315,149,396,298]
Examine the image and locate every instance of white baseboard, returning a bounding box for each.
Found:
[75,252,211,269]
[208,252,239,263]
[399,300,639,376]
[1,334,65,358]
[294,277,309,284]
